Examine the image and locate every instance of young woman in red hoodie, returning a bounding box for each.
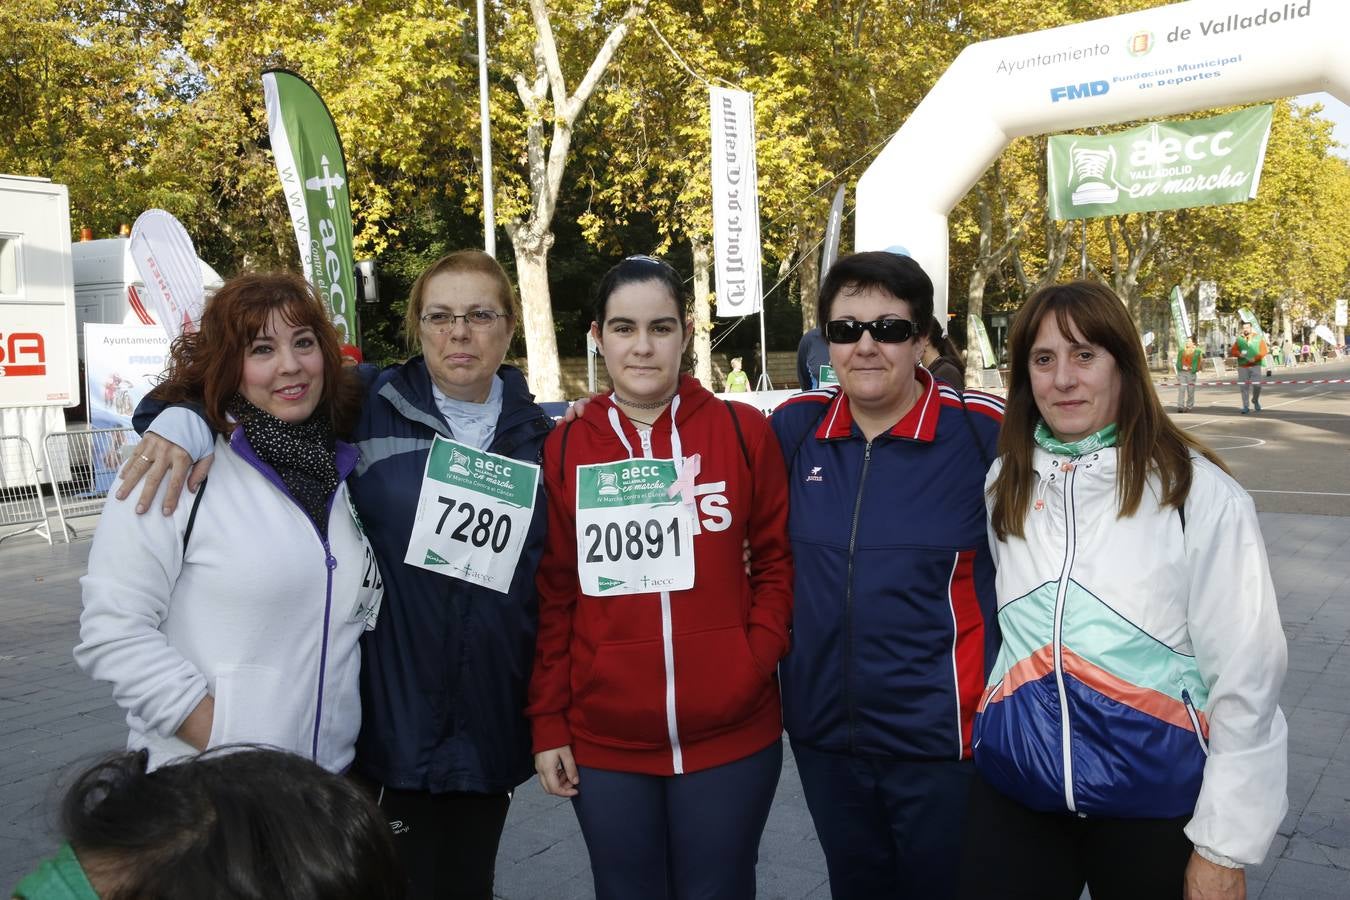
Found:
[528,256,794,899]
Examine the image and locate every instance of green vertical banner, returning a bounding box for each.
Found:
[1168,286,1191,349]
[262,69,357,342]
[1047,106,1273,221]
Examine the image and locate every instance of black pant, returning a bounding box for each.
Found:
[957,774,1194,900]
[363,781,511,900]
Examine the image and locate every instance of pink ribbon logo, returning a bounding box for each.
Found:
[668,453,702,506]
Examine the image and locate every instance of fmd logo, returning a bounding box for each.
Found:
[1050,80,1110,103]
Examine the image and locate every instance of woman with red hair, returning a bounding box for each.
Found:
[76,272,377,774]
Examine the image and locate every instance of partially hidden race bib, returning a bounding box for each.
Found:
[575,458,695,597]
[346,493,384,630]
[404,436,539,594]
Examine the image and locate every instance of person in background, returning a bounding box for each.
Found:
[1175,335,1201,412]
[341,343,364,367]
[796,325,830,389]
[12,748,404,900]
[76,273,373,775]
[771,251,1003,899]
[1229,321,1268,414]
[922,318,965,386]
[1281,337,1296,368]
[724,356,750,392]
[962,281,1287,900]
[529,255,793,900]
[116,250,553,900]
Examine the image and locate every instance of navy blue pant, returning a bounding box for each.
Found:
[572,739,783,900]
[791,742,973,900]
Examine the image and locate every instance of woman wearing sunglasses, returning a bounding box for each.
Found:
[528,255,794,899]
[770,251,1004,899]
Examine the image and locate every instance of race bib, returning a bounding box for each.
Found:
[403,436,539,594]
[348,494,385,630]
[575,459,695,597]
[819,364,838,386]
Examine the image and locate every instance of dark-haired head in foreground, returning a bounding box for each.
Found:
[14,747,403,900]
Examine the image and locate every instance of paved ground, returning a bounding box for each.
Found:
[1,359,1346,898]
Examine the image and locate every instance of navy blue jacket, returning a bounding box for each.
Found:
[770,371,1003,761]
[350,360,551,793]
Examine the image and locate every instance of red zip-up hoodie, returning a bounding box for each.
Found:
[527,375,793,775]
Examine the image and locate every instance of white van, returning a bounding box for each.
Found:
[0,175,78,484]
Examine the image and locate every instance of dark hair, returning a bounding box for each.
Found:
[817,251,934,336]
[989,280,1228,540]
[405,250,520,352]
[924,318,961,362]
[592,255,687,325]
[61,748,403,900]
[155,272,363,437]
[592,255,694,374]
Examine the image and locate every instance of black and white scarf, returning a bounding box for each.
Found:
[228,394,340,535]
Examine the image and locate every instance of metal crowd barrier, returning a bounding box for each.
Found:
[0,435,53,545]
[43,427,141,543]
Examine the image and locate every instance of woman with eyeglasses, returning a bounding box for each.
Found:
[769,251,1004,900]
[120,250,553,900]
[528,255,794,899]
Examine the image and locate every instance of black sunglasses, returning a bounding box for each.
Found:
[825,318,917,344]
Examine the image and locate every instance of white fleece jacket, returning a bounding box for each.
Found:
[76,434,380,772]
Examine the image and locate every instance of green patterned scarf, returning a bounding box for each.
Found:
[1034,420,1118,457]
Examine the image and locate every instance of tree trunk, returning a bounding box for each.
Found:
[691,237,713,389]
[512,240,562,400]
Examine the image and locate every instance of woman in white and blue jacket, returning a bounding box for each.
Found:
[78,273,376,775]
[961,281,1287,900]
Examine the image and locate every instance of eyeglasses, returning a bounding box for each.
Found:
[420,309,507,333]
[824,318,917,344]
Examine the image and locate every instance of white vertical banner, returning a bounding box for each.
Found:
[128,209,207,340]
[710,87,763,317]
[1198,281,1218,322]
[820,184,846,277]
[1336,298,1347,327]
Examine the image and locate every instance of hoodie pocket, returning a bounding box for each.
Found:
[1181,689,1210,757]
[673,625,772,740]
[206,665,302,753]
[574,638,669,748]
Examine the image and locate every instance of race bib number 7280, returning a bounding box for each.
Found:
[403,436,539,594]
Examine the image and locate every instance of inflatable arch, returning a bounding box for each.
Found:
[854,0,1350,324]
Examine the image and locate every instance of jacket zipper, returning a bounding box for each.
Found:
[1052,461,1078,813]
[236,441,340,765]
[844,439,873,752]
[637,428,684,774]
[1182,689,1210,756]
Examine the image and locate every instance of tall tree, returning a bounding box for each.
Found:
[491,0,648,400]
